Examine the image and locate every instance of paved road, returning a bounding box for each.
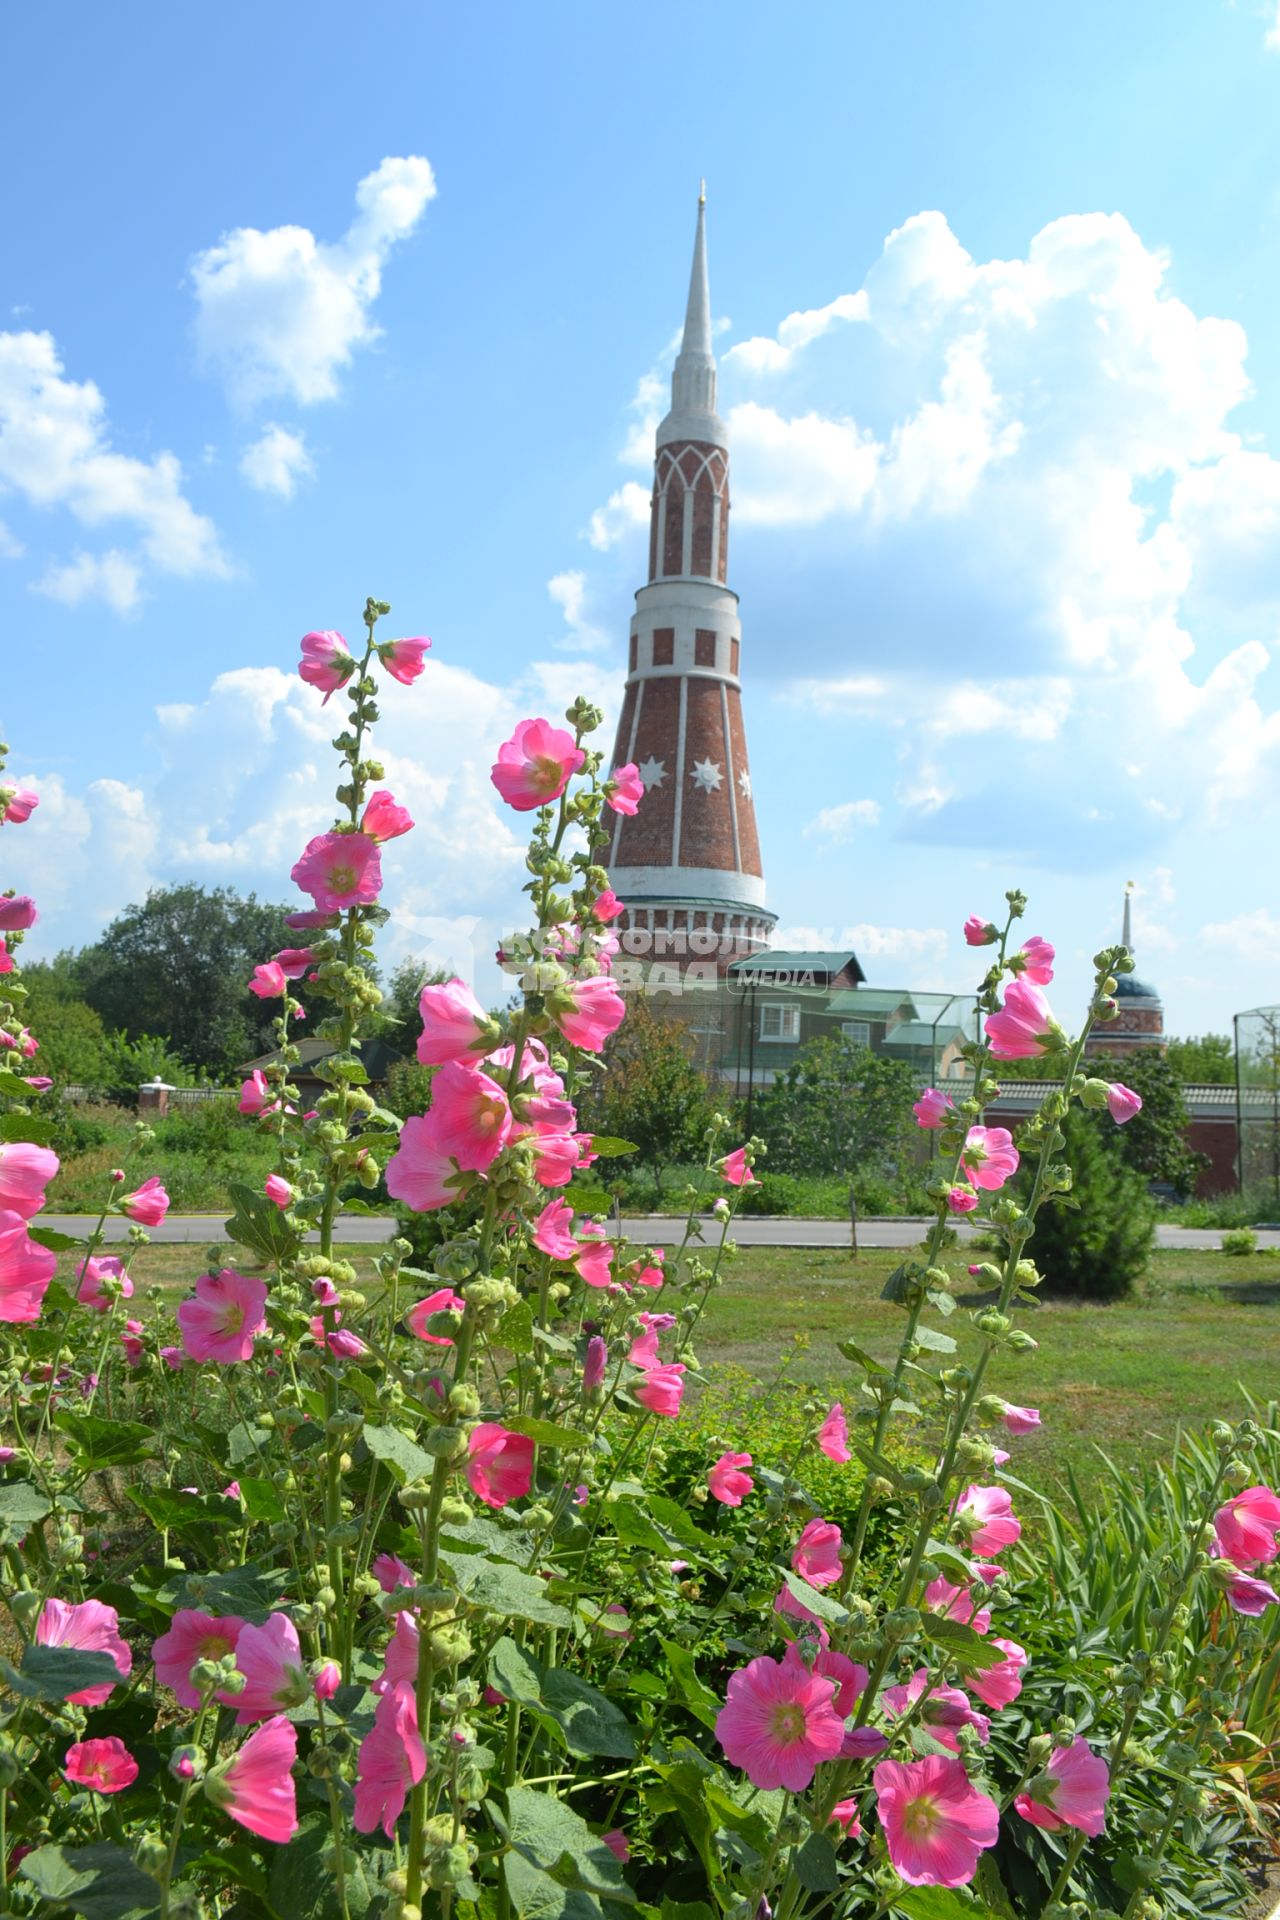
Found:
[41,1213,1280,1253]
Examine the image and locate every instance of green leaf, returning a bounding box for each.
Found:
[53,1411,157,1470]
[926,1286,956,1317]
[237,1475,286,1524]
[837,1339,890,1375]
[174,1562,287,1620]
[658,1637,721,1731]
[0,1069,36,1098]
[503,1853,604,1920]
[441,1553,572,1627]
[506,1785,633,1901]
[10,1644,122,1703]
[561,1182,613,1214]
[850,1443,907,1488]
[488,1636,635,1758]
[266,1812,376,1919]
[779,1571,848,1624]
[226,1419,272,1468]
[913,1325,958,1354]
[506,1417,591,1450]
[225,1179,301,1265]
[793,1833,840,1894]
[880,1261,923,1304]
[897,1891,1003,1920]
[0,1112,55,1144]
[585,1136,640,1158]
[19,1843,161,1920]
[439,1513,537,1562]
[0,1479,51,1545]
[918,1613,1005,1672]
[27,1225,80,1251]
[126,1487,239,1533]
[363,1423,437,1484]
[498,1297,535,1355]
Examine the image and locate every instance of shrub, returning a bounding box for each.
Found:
[1027,1105,1155,1299]
[1222,1226,1258,1256]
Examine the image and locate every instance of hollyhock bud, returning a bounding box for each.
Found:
[913,1087,954,1129]
[361,790,415,843]
[591,888,624,923]
[0,896,38,931]
[963,916,998,946]
[378,636,432,685]
[818,1402,850,1463]
[1106,1083,1143,1125]
[291,832,382,914]
[582,1335,608,1393]
[605,764,644,815]
[273,947,315,979]
[121,1176,170,1226]
[491,718,586,811]
[945,1184,980,1215]
[249,962,288,999]
[0,785,39,825]
[313,1660,342,1701]
[298,630,355,702]
[264,1174,294,1210]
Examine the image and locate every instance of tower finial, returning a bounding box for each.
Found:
[1122,879,1135,955]
[668,189,716,420]
[699,177,706,207]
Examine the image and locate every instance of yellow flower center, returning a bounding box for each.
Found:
[768,1702,807,1745]
[903,1793,939,1839]
[330,862,357,894]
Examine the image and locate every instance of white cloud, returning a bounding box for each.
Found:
[0,520,23,558]
[725,290,867,375]
[771,918,949,986]
[587,481,649,551]
[803,799,881,842]
[730,402,879,524]
[239,422,314,499]
[1267,2,1280,50]
[1201,907,1280,962]
[0,329,226,605]
[191,155,437,408]
[34,550,143,613]
[547,570,608,651]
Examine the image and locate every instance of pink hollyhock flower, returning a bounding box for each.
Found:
[405,1287,465,1345]
[1015,1736,1110,1837]
[1214,1485,1280,1568]
[606,763,644,815]
[417,977,494,1066]
[792,1518,843,1589]
[985,978,1057,1060]
[1013,935,1055,984]
[802,1642,868,1718]
[842,1725,890,1760]
[121,1320,147,1366]
[960,1126,1020,1191]
[355,1682,427,1837]
[0,785,39,825]
[528,1124,582,1188]
[311,1313,368,1359]
[0,1141,59,1219]
[248,962,287,999]
[715,1651,846,1790]
[467,1424,536,1508]
[0,1209,57,1322]
[963,916,997,947]
[882,1671,991,1754]
[946,1185,979,1215]
[76,1254,133,1312]
[298,629,354,701]
[285,907,339,931]
[955,1483,1021,1557]
[0,939,11,973]
[818,1403,851,1464]
[969,1637,1027,1710]
[152,1610,247,1710]
[829,1798,862,1840]
[378,636,431,685]
[923,1576,992,1635]
[37,1598,131,1707]
[228,1614,310,1723]
[635,1362,685,1417]
[1105,1082,1143,1124]
[374,1553,417,1592]
[629,1323,661,1369]
[385,1115,459,1213]
[177,1270,269,1364]
[0,897,37,931]
[874,1754,999,1887]
[207,1715,298,1844]
[313,1659,341,1701]
[913,1087,954,1129]
[264,1174,294,1210]
[121,1175,169,1226]
[592,888,624,923]
[1225,1571,1279,1615]
[633,1248,665,1289]
[602,1829,631,1863]
[361,789,415,843]
[429,1062,512,1172]
[583,1334,608,1392]
[774,1582,823,1627]
[64,1736,138,1794]
[708,1452,754,1506]
[273,947,315,979]
[574,1229,614,1291]
[239,1070,275,1116]
[291,831,382,913]
[491,717,586,810]
[373,1613,421,1697]
[720,1145,757,1187]
[1000,1402,1041,1436]
[533,1196,578,1258]
[550,974,625,1053]
[23,1075,52,1091]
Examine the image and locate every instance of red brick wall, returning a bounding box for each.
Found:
[612,677,679,866]
[1188,1118,1238,1195]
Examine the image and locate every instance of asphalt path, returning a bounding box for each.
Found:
[39,1214,1279,1252]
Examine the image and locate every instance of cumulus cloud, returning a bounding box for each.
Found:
[1267,2,1280,50]
[587,481,650,551]
[0,520,23,558]
[547,570,609,652]
[1201,907,1280,962]
[191,156,437,408]
[0,328,226,607]
[803,799,881,842]
[772,918,949,986]
[239,423,314,499]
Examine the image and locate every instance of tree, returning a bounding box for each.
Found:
[1165,1033,1235,1084]
[578,998,718,1192]
[1028,1108,1155,1300]
[18,963,108,1087]
[756,1036,918,1183]
[1094,1049,1207,1198]
[72,885,295,1077]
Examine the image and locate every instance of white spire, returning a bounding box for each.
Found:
[659,186,724,444]
[1122,879,1134,956]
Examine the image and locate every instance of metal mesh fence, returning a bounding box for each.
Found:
[1234,1005,1280,1202]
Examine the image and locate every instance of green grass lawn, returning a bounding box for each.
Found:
[98,1241,1280,1494]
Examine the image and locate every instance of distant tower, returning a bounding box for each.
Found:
[1087,881,1166,1057]
[606,186,775,983]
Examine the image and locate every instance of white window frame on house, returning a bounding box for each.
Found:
[842,1020,872,1047]
[759,1002,800,1043]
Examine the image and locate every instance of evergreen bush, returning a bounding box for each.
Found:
[1027,1106,1155,1299]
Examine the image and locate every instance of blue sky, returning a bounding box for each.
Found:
[2,1,1278,1036]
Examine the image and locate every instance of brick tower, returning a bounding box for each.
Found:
[607,187,776,990]
[1085,882,1166,1059]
